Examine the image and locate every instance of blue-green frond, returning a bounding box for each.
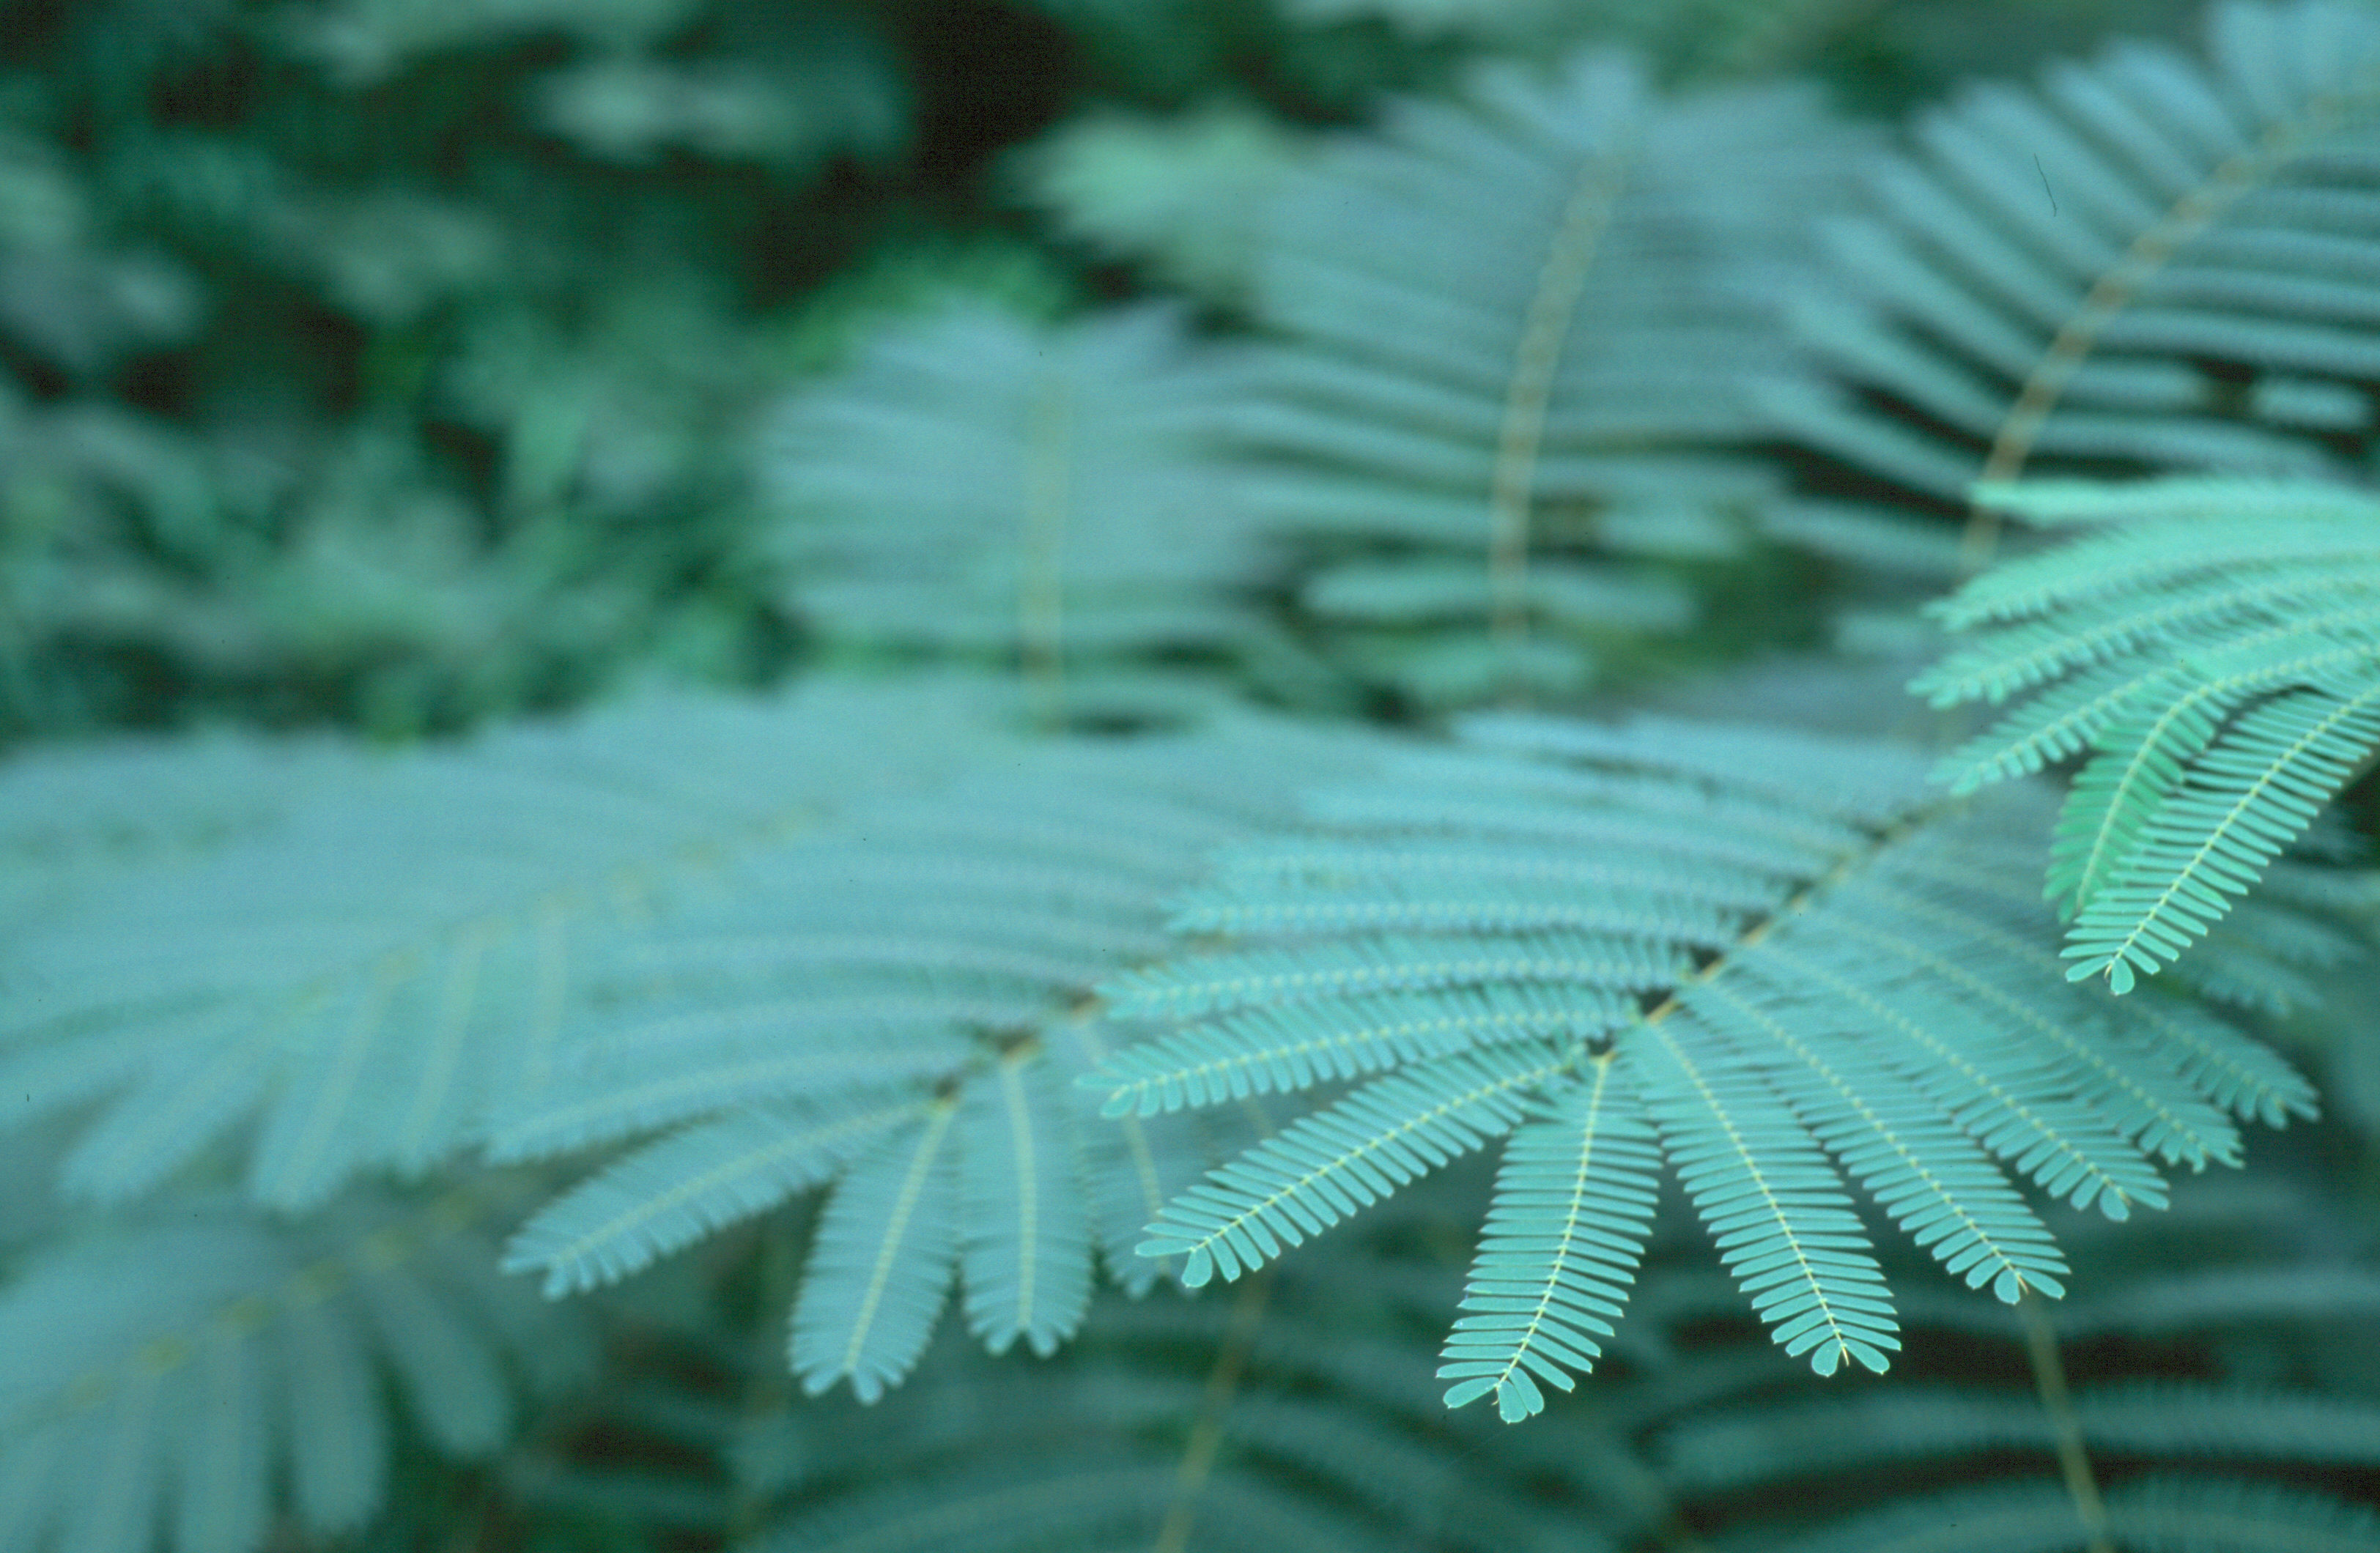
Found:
[1094,711,2322,1412]
[2107,991,2320,1127]
[483,1009,977,1163]
[1626,1008,1900,1378]
[1016,102,1300,306]
[500,1097,929,1297]
[1101,933,1688,1023]
[1820,831,2246,1173]
[1771,1,2380,505]
[2079,1382,2380,1466]
[1928,483,2380,630]
[2047,695,2232,916]
[1229,44,1868,704]
[1437,1055,1659,1422]
[1095,982,1627,1119]
[1729,919,2175,1220]
[1931,655,2185,791]
[717,1131,2378,1553]
[1453,709,1941,823]
[1041,1012,1227,1297]
[1301,747,1869,876]
[1169,876,1743,945]
[1921,475,2380,992]
[759,303,1264,703]
[1137,1042,1571,1287]
[0,731,352,933]
[2064,678,2380,991]
[1690,972,2071,1305]
[958,1050,1095,1358]
[2170,926,2333,1013]
[2202,867,2380,1016]
[1206,835,1793,913]
[0,1190,589,1553]
[495,712,1374,1397]
[789,1101,964,1404]
[736,1207,1603,1553]
[0,678,1008,1211]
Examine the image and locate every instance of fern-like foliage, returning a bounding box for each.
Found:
[1666,1379,2380,1489]
[2161,848,2377,1014]
[1016,104,1301,308]
[0,678,1003,1209]
[727,1189,1615,1553]
[1653,1193,2380,1553]
[1767,0,2380,510]
[760,304,1271,715]
[1916,476,2380,993]
[1090,711,2320,1419]
[0,729,352,930]
[1229,48,1869,705]
[695,1151,2380,1553]
[0,1187,591,1553]
[495,712,1377,1401]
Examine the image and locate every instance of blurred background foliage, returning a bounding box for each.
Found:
[0,0,2200,744]
[16,5,2380,1553]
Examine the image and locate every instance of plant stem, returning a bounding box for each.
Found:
[1153,1270,1273,1553]
[2018,1287,2113,1553]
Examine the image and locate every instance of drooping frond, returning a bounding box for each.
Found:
[1230,47,1869,704]
[1917,475,2380,992]
[1767,0,2380,507]
[1090,710,2321,1406]
[787,1100,965,1404]
[494,1095,935,1300]
[0,677,1008,1209]
[1626,998,1903,1379]
[733,1216,1600,1553]
[759,304,1268,713]
[1435,1055,1660,1422]
[0,1187,590,1553]
[722,1138,2380,1553]
[1134,1042,1574,1286]
[1636,1191,2380,1553]
[496,713,1379,1398]
[957,1050,1098,1359]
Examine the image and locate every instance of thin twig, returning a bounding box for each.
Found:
[1153,1270,1274,1553]
[2018,1288,2114,1553]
